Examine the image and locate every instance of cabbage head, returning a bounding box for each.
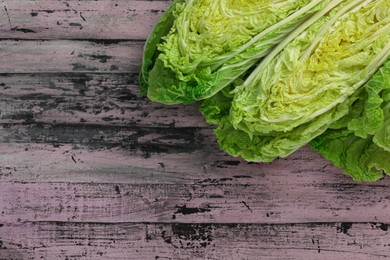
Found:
[142,0,390,181]
[140,0,333,104]
[201,0,390,163]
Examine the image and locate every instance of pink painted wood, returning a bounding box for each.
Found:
[1,0,170,40]
[0,222,389,259]
[0,40,142,73]
[1,0,390,259]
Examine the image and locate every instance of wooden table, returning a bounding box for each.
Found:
[1,1,390,259]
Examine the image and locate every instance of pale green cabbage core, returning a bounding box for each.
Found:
[232,0,390,135]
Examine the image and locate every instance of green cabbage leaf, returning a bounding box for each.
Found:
[201,0,390,163]
[311,59,390,181]
[140,0,333,104]
[143,0,390,181]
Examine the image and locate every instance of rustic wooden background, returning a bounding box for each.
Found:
[1,0,390,259]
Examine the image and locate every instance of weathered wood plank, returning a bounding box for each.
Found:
[1,222,390,259]
[0,124,210,162]
[0,40,142,73]
[0,124,342,183]
[1,177,390,224]
[1,140,390,224]
[0,0,170,40]
[1,0,386,257]
[0,73,207,127]
[0,123,340,180]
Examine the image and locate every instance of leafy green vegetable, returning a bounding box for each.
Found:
[140,0,185,96]
[201,0,390,163]
[142,0,390,181]
[140,0,333,104]
[311,59,390,181]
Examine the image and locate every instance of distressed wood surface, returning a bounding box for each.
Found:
[0,0,170,40]
[0,73,206,127]
[1,168,390,224]
[1,222,390,260]
[0,40,142,73]
[1,0,390,259]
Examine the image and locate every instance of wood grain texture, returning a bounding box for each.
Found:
[1,0,389,259]
[0,73,207,127]
[0,0,170,40]
[1,122,389,225]
[1,222,390,260]
[0,40,142,73]
[1,170,390,224]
